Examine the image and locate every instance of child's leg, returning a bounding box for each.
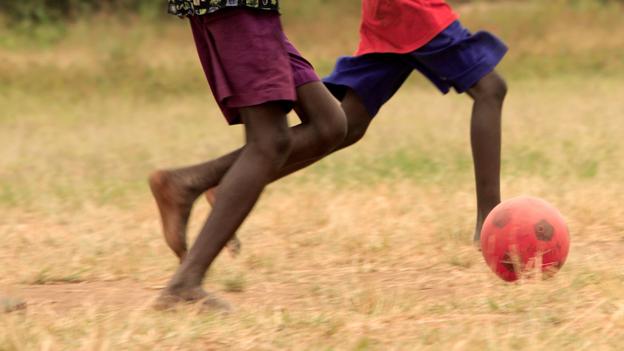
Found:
[404,20,508,243]
[466,71,507,242]
[267,89,373,177]
[150,82,346,260]
[206,88,370,257]
[205,88,370,202]
[155,102,292,309]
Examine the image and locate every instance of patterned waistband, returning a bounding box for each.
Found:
[168,0,279,17]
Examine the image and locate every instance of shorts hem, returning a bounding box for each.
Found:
[293,70,320,87]
[323,80,380,118]
[452,51,507,93]
[222,89,296,125]
[225,89,295,108]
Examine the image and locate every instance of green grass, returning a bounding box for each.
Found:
[1,2,624,350]
[2,76,623,210]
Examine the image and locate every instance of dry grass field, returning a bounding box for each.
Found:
[1,1,624,350]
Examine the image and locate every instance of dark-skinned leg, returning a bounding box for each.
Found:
[466,71,507,243]
[149,82,346,261]
[265,89,372,177]
[154,103,292,310]
[205,90,372,254]
[204,88,372,204]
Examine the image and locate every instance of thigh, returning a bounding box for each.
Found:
[342,89,373,127]
[293,81,342,124]
[240,103,290,144]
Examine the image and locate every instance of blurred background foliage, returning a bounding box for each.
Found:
[0,0,622,25]
[0,0,160,24]
[0,0,623,208]
[0,0,623,101]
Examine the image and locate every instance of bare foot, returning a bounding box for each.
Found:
[1,296,26,313]
[154,286,231,312]
[149,170,197,261]
[205,188,242,258]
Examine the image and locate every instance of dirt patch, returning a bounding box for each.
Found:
[16,280,159,312]
[14,280,252,313]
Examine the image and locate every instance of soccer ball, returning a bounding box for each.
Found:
[480,196,570,282]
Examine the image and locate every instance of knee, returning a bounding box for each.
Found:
[251,131,292,166]
[340,90,373,147]
[267,132,293,160]
[344,117,370,147]
[315,107,348,152]
[469,72,508,103]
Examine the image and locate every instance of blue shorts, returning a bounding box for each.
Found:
[323,21,508,118]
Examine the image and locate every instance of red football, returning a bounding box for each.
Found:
[480,196,570,282]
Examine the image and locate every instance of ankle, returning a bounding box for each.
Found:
[167,265,205,292]
[167,277,203,294]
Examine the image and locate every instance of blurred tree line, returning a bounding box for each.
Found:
[0,0,159,24]
[0,0,622,24]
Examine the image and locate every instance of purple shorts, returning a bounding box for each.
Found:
[190,9,319,125]
[323,21,508,118]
